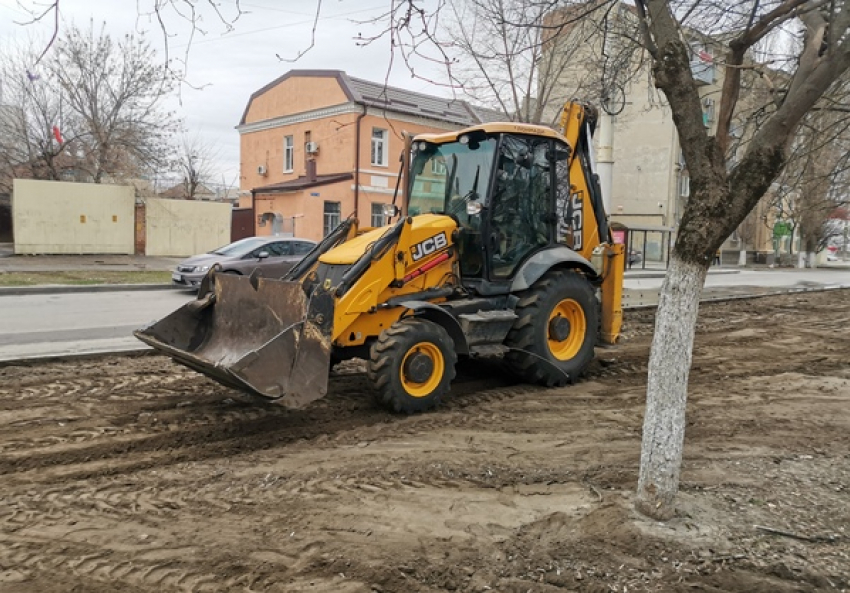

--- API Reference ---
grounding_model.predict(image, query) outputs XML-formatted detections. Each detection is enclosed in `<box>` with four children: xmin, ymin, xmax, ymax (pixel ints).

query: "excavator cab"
<box><xmin>407</xmin><ymin>124</ymin><xmax>592</xmax><ymax>293</ymax></box>
<box><xmin>136</xmin><ymin>102</ymin><xmax>624</xmax><ymax>414</ymax></box>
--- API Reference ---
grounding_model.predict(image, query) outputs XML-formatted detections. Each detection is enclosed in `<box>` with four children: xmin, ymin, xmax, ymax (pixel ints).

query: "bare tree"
<box><xmin>48</xmin><ymin>22</ymin><xmax>178</xmax><ymax>183</ymax></box>
<box><xmin>445</xmin><ymin>0</ymin><xmax>645</xmax><ymax>124</ymax></box>
<box><xmin>1</xmin><ymin>23</ymin><xmax>179</xmax><ymax>187</ymax></box>
<box><xmin>733</xmin><ymin>207</ymin><xmax>760</xmax><ymax>266</ymax></box>
<box><xmin>0</xmin><ymin>43</ymin><xmax>71</xmax><ymax>192</ymax></box>
<box><xmin>174</xmin><ymin>134</ymin><xmax>219</xmax><ymax>200</ymax></box>
<box><xmin>632</xmin><ymin>0</ymin><xmax>850</xmax><ymax>519</ymax></box>
<box><xmin>446</xmin><ymin>0</ymin><xmax>568</xmax><ymax>123</ymax></box>
<box><xmin>772</xmin><ymin>99</ymin><xmax>850</xmax><ymax>266</ymax></box>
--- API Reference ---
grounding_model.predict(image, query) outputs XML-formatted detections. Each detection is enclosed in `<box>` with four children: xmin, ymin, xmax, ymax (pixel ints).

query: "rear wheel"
<box><xmin>504</xmin><ymin>270</ymin><xmax>597</xmax><ymax>386</ymax></box>
<box><xmin>367</xmin><ymin>318</ymin><xmax>457</xmax><ymax>413</ymax></box>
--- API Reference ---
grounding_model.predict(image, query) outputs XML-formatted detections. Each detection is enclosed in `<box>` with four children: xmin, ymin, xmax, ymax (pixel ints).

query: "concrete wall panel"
<box><xmin>13</xmin><ymin>179</ymin><xmax>134</xmax><ymax>254</ymax></box>
<box><xmin>145</xmin><ymin>198</ymin><xmax>231</xmax><ymax>256</ymax></box>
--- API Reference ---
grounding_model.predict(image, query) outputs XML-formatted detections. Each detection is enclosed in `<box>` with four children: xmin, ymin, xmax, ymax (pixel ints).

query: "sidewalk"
<box><xmin>0</xmin><ymin>243</ymin><xmax>181</xmax><ymax>272</ymax></box>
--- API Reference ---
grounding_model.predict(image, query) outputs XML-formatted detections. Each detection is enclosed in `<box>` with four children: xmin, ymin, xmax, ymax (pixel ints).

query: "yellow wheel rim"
<box><xmin>547</xmin><ymin>298</ymin><xmax>586</xmax><ymax>360</ymax></box>
<box><xmin>399</xmin><ymin>342</ymin><xmax>444</xmax><ymax>398</ymax></box>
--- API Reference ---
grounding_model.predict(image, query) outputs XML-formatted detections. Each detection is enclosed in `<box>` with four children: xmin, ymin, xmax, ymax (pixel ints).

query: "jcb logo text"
<box><xmin>411</xmin><ymin>232</ymin><xmax>448</xmax><ymax>262</ymax></box>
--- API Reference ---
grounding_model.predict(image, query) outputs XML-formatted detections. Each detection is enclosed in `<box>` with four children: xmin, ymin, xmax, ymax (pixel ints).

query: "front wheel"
<box><xmin>504</xmin><ymin>270</ymin><xmax>598</xmax><ymax>386</ymax></box>
<box><xmin>367</xmin><ymin>318</ymin><xmax>457</xmax><ymax>413</ymax></box>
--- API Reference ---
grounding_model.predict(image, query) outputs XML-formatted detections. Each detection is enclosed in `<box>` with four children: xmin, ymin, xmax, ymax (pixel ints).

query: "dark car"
<box><xmin>172</xmin><ymin>236</ymin><xmax>316</xmax><ymax>289</ymax></box>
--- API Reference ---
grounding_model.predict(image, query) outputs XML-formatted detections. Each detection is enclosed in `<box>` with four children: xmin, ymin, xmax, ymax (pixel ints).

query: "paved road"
<box><xmin>0</xmin><ymin>289</ymin><xmax>195</xmax><ymax>362</ymax></box>
<box><xmin>1</xmin><ymin>267</ymin><xmax>848</xmax><ymax>363</ymax></box>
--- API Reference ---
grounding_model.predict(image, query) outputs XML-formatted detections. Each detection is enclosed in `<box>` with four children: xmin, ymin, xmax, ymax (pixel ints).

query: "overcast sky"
<box><xmin>0</xmin><ymin>1</ymin><xmax>452</xmax><ymax>187</ymax></box>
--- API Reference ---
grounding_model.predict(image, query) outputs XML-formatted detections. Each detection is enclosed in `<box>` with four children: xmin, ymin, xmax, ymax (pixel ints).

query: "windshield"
<box><xmin>210</xmin><ymin>237</ymin><xmax>268</xmax><ymax>257</ymax></box>
<box><xmin>408</xmin><ymin>136</ymin><xmax>497</xmax><ymax>219</ymax></box>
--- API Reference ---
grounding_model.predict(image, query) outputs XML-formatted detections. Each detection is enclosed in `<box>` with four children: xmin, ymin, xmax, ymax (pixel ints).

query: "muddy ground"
<box><xmin>0</xmin><ymin>290</ymin><xmax>848</xmax><ymax>592</ymax></box>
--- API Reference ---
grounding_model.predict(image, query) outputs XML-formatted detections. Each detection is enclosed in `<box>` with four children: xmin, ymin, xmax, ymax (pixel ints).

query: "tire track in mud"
<box><xmin>0</xmin><ymin>291</ymin><xmax>847</xmax><ymax>593</ymax></box>
<box><xmin>0</xmin><ymin>535</ymin><xmax>305</xmax><ymax>593</ymax></box>
<box><xmin>4</xmin><ymin>293</ymin><xmax>833</xmax><ymax>486</ymax></box>
<box><xmin>0</xmin><ymin>295</ymin><xmax>843</xmax><ymax>486</ymax></box>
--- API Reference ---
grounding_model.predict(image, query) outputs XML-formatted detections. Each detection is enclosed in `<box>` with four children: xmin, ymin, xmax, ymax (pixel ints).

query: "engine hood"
<box><xmin>319</xmin><ymin>214</ymin><xmax>455</xmax><ymax>266</ymax></box>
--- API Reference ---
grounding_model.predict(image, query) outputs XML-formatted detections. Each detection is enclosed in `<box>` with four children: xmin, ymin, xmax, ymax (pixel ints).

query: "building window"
<box><xmin>678</xmin><ymin>171</ymin><xmax>690</xmax><ymax>198</ymax></box>
<box><xmin>371</xmin><ymin>128</ymin><xmax>388</xmax><ymax>167</ymax></box>
<box><xmin>371</xmin><ymin>202</ymin><xmax>387</xmax><ymax>227</ymax></box>
<box><xmin>323</xmin><ymin>201</ymin><xmax>341</xmax><ymax>236</ymax></box>
<box><xmin>702</xmin><ymin>98</ymin><xmax>715</xmax><ymax>126</ymax></box>
<box><xmin>283</xmin><ymin>135</ymin><xmax>294</xmax><ymax>172</ymax></box>
<box><xmin>430</xmin><ymin>158</ymin><xmax>446</xmax><ymax>176</ymax></box>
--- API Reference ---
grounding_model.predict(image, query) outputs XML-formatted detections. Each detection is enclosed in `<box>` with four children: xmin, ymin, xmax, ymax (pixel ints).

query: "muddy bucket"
<box><xmin>134</xmin><ymin>274</ymin><xmax>331</xmax><ymax>408</ymax></box>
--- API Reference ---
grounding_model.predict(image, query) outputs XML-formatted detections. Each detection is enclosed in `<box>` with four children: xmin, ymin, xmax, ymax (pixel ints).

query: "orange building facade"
<box><xmin>237</xmin><ymin>70</ymin><xmax>498</xmax><ymax>241</ymax></box>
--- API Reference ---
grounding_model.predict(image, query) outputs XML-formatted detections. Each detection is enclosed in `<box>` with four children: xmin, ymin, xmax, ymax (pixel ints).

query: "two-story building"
<box><xmin>236</xmin><ymin>70</ymin><xmax>500</xmax><ymax>241</ymax></box>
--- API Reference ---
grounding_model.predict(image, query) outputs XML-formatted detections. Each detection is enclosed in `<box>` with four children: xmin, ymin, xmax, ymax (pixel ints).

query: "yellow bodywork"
<box><xmin>319</xmin><ymin>102</ymin><xmax>624</xmax><ymax>348</ymax></box>
<box><xmin>319</xmin><ymin>214</ymin><xmax>459</xmax><ymax>347</ymax></box>
<box><xmin>415</xmin><ymin>121</ymin><xmax>567</xmax><ymax>145</ymax></box>
<box><xmin>560</xmin><ymin>103</ymin><xmax>623</xmax><ymax>344</ymax></box>
<box><xmin>599</xmin><ymin>243</ymin><xmax>624</xmax><ymax>344</ymax></box>
<box><xmin>559</xmin><ymin>103</ymin><xmax>603</xmax><ymax>262</ymax></box>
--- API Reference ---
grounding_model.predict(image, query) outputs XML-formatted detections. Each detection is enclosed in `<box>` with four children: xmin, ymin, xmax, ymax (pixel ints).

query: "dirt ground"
<box><xmin>0</xmin><ymin>290</ymin><xmax>848</xmax><ymax>593</ymax></box>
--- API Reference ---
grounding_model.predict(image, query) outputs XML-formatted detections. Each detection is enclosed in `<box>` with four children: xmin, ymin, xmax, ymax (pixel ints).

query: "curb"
<box><xmin>622</xmin><ymin>283</ymin><xmax>850</xmax><ymax>309</ymax></box>
<box><xmin>0</xmin><ymin>283</ymin><xmax>183</xmax><ymax>296</ymax></box>
<box><xmin>625</xmin><ymin>268</ymin><xmax>740</xmax><ymax>279</ymax></box>
<box><xmin>0</xmin><ymin>347</ymin><xmax>154</xmax><ymax>368</ymax></box>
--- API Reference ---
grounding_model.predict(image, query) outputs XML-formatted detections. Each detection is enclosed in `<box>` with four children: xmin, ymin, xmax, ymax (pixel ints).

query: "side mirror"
<box><xmin>382</xmin><ymin>203</ymin><xmax>401</xmax><ymax>218</ymax></box>
<box><xmin>257</xmin><ymin>250</ymin><xmax>270</xmax><ymax>260</ymax></box>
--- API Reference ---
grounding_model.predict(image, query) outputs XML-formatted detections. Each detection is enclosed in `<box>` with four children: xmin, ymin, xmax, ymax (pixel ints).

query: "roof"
<box><xmin>415</xmin><ymin>122</ymin><xmax>568</xmax><ymax>145</ymax></box>
<box><xmin>344</xmin><ymin>74</ymin><xmax>479</xmax><ymax>126</ymax></box>
<box><xmin>253</xmin><ymin>172</ymin><xmax>353</xmax><ymax>194</ymax></box>
<box><xmin>239</xmin><ymin>69</ymin><xmax>506</xmax><ymax>127</ymax></box>
<box><xmin>158</xmin><ymin>182</ymin><xmax>216</xmax><ymax>200</ymax></box>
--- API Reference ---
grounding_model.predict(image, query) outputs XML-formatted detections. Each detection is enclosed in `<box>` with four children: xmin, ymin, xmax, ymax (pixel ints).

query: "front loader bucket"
<box><xmin>134</xmin><ymin>274</ymin><xmax>331</xmax><ymax>408</ymax></box>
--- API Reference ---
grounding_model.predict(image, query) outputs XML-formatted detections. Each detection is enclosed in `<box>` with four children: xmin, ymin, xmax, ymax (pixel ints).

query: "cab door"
<box><xmin>487</xmin><ymin>136</ymin><xmax>554</xmax><ymax>279</ymax></box>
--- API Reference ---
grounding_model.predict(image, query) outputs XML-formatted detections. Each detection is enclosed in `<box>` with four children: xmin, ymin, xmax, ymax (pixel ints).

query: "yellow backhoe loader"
<box><xmin>135</xmin><ymin>102</ymin><xmax>624</xmax><ymax>413</ymax></box>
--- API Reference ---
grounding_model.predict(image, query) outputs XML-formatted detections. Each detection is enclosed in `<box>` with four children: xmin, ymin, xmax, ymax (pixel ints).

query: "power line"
<box><xmin>170</xmin><ymin>3</ymin><xmax>388</xmax><ymax>49</ymax></box>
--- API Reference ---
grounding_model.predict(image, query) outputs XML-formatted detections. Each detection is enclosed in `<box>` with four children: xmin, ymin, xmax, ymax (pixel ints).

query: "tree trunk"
<box><xmin>636</xmin><ymin>253</ymin><xmax>707</xmax><ymax>520</ymax></box>
<box><xmin>807</xmin><ymin>251</ymin><xmax>817</xmax><ymax>268</ymax></box>
<box><xmin>738</xmin><ymin>249</ymin><xmax>747</xmax><ymax>267</ymax></box>
<box><xmin>797</xmin><ymin>251</ymin><xmax>806</xmax><ymax>268</ymax></box>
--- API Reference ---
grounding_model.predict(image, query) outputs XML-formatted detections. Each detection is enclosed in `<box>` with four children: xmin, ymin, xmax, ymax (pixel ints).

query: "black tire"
<box><xmin>504</xmin><ymin>269</ymin><xmax>597</xmax><ymax>387</ymax></box>
<box><xmin>367</xmin><ymin>318</ymin><xmax>458</xmax><ymax>413</ymax></box>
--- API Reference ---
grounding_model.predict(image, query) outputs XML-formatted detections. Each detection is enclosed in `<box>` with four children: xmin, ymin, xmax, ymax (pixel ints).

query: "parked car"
<box><xmin>172</xmin><ymin>236</ymin><xmax>316</xmax><ymax>290</ymax></box>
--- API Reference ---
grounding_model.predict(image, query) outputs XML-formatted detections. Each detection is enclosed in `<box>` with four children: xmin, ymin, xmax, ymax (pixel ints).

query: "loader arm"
<box><xmin>135</xmin><ymin>213</ymin><xmax>461</xmax><ymax>407</ymax></box>
<box><xmin>559</xmin><ymin>102</ymin><xmax>623</xmax><ymax>345</ymax></box>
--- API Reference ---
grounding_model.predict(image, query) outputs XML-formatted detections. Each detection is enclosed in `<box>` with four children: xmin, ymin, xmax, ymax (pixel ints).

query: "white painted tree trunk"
<box><xmin>636</xmin><ymin>254</ymin><xmax>708</xmax><ymax>520</ymax></box>
<box><xmin>807</xmin><ymin>251</ymin><xmax>817</xmax><ymax>268</ymax></box>
<box><xmin>797</xmin><ymin>251</ymin><xmax>807</xmax><ymax>268</ymax></box>
<box><xmin>737</xmin><ymin>249</ymin><xmax>747</xmax><ymax>266</ymax></box>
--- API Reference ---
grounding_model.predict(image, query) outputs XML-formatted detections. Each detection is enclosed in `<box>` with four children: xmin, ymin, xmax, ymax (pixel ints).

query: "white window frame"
<box><xmin>283</xmin><ymin>135</ymin><xmax>294</xmax><ymax>173</ymax></box>
<box><xmin>323</xmin><ymin>201</ymin><xmax>341</xmax><ymax>236</ymax></box>
<box><xmin>678</xmin><ymin>171</ymin><xmax>690</xmax><ymax>198</ymax></box>
<box><xmin>371</xmin><ymin>128</ymin><xmax>388</xmax><ymax>167</ymax></box>
<box><xmin>371</xmin><ymin>202</ymin><xmax>387</xmax><ymax>227</ymax></box>
<box><xmin>431</xmin><ymin>158</ymin><xmax>447</xmax><ymax>176</ymax></box>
